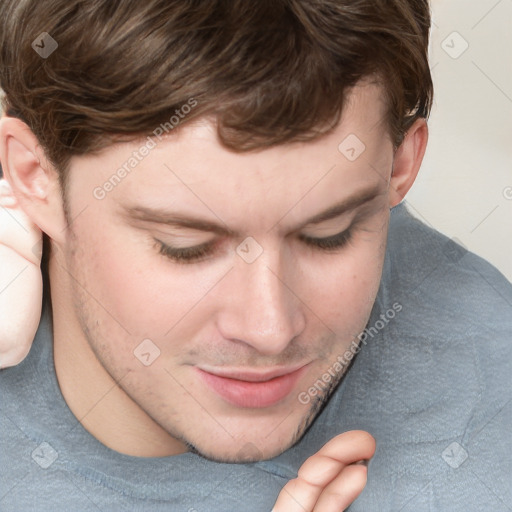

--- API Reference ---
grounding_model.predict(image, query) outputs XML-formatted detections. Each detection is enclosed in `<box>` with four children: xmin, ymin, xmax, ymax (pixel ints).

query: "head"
<box><xmin>0</xmin><ymin>0</ymin><xmax>432</xmax><ymax>462</ymax></box>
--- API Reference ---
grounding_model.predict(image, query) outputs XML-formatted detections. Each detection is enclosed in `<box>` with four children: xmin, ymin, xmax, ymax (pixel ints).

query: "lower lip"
<box><xmin>196</xmin><ymin>366</ymin><xmax>309</xmax><ymax>408</ymax></box>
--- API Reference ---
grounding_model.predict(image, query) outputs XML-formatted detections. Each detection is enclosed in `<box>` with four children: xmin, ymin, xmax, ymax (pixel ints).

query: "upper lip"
<box><xmin>198</xmin><ymin>363</ymin><xmax>309</xmax><ymax>382</ymax></box>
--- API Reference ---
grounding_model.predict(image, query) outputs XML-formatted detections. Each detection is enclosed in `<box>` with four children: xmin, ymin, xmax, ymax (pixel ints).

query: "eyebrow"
<box><xmin>120</xmin><ymin>184</ymin><xmax>383</xmax><ymax>237</ymax></box>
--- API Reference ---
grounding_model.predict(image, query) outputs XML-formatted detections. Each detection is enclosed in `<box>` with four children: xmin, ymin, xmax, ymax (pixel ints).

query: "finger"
<box><xmin>0</xmin><ymin>179</ymin><xmax>17</xmax><ymax>207</ymax></box>
<box><xmin>301</xmin><ymin>430</ymin><xmax>376</xmax><ymax>473</ymax></box>
<box><xmin>271</xmin><ymin>474</ymin><xmax>322</xmax><ymax>512</ymax></box>
<box><xmin>0</xmin><ymin>178</ymin><xmax>12</xmax><ymax>195</ymax></box>
<box><xmin>272</xmin><ymin>453</ymin><xmax>348</xmax><ymax>511</ymax></box>
<box><xmin>0</xmin><ymin>196</ymin><xmax>18</xmax><ymax>208</ymax></box>
<box><xmin>0</xmin><ymin>245</ymin><xmax>43</xmax><ymax>368</ymax></box>
<box><xmin>271</xmin><ymin>459</ymin><xmax>369</xmax><ymax>512</ymax></box>
<box><xmin>292</xmin><ymin>431</ymin><xmax>373</xmax><ymax>509</ymax></box>
<box><xmin>272</xmin><ymin>431</ymin><xmax>375</xmax><ymax>512</ymax></box>
<box><xmin>0</xmin><ymin>206</ymin><xmax>43</xmax><ymax>265</ymax></box>
<box><xmin>312</xmin><ymin>462</ymin><xmax>368</xmax><ymax>512</ymax></box>
<box><xmin>297</xmin><ymin>453</ymin><xmax>349</xmax><ymax>487</ymax></box>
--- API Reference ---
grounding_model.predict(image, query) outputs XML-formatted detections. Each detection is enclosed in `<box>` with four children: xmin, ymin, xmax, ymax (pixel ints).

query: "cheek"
<box><xmin>69</xmin><ymin>218</ymin><xmax>224</xmax><ymax>339</ymax></box>
<box><xmin>89</xmin><ymin>237</ymin><xmax>155</xmax><ymax>312</ymax></box>
<box><xmin>301</xmin><ymin>226</ymin><xmax>387</xmax><ymax>336</ymax></box>
<box><xmin>67</xmin><ymin>217</ymin><xmax>167</xmax><ymax>328</ymax></box>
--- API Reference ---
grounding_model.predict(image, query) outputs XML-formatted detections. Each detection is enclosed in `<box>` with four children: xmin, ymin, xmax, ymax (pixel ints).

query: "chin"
<box><xmin>186</xmin><ymin>414</ymin><xmax>314</xmax><ymax>463</ymax></box>
<box><xmin>193</xmin><ymin>442</ymin><xmax>287</xmax><ymax>464</ymax></box>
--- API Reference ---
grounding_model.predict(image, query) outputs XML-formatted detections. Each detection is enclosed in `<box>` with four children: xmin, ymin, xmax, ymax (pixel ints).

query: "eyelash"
<box><xmin>300</xmin><ymin>229</ymin><xmax>354</xmax><ymax>251</ymax></box>
<box><xmin>155</xmin><ymin>240</ymin><xmax>214</xmax><ymax>264</ymax></box>
<box><xmin>154</xmin><ymin>228</ymin><xmax>354</xmax><ymax>264</ymax></box>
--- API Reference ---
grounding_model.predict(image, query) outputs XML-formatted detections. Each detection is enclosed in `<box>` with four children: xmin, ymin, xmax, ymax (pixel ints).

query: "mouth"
<box><xmin>196</xmin><ymin>363</ymin><xmax>310</xmax><ymax>408</ymax></box>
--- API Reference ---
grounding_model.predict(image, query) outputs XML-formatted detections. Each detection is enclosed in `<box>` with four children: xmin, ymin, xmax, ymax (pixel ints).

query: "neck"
<box><xmin>48</xmin><ymin>249</ymin><xmax>188</xmax><ymax>458</ymax></box>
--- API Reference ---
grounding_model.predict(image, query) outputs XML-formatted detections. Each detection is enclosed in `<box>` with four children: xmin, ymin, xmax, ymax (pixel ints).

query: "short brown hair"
<box><xmin>1</xmin><ymin>0</ymin><xmax>433</xmax><ymax>172</ymax></box>
<box><xmin>0</xmin><ymin>0</ymin><xmax>433</xmax><ymax>313</ymax></box>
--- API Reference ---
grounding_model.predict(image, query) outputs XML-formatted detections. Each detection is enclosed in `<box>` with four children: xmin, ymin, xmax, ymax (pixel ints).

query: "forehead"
<box><xmin>148</xmin><ymin>80</ymin><xmax>390</xmax><ymax>164</ymax></box>
<box><xmin>67</xmin><ymin>82</ymin><xmax>392</xmax><ymax>227</ymax></box>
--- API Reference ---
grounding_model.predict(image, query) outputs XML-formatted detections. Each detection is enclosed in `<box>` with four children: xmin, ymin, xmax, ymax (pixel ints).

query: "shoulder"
<box><xmin>386</xmin><ymin>201</ymin><xmax>512</xmax><ymax>330</ymax></box>
<box><xmin>335</xmin><ymin>203</ymin><xmax>512</xmax><ymax>510</ymax></box>
<box><xmin>382</xmin><ymin>202</ymin><xmax>512</xmax><ymax>410</ymax></box>
<box><xmin>0</xmin><ymin>308</ymin><xmax>55</xmax><ymax>468</ymax></box>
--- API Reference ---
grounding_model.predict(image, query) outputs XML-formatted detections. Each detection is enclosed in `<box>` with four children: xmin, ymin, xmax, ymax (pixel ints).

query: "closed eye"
<box><xmin>154</xmin><ymin>227</ymin><xmax>354</xmax><ymax>264</ymax></box>
<box><xmin>299</xmin><ymin>228</ymin><xmax>353</xmax><ymax>251</ymax></box>
<box><xmin>154</xmin><ymin>239</ymin><xmax>213</xmax><ymax>263</ymax></box>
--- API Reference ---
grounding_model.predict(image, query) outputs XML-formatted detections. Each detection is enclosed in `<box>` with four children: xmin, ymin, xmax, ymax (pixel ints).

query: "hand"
<box><xmin>0</xmin><ymin>178</ymin><xmax>43</xmax><ymax>264</ymax></box>
<box><xmin>0</xmin><ymin>178</ymin><xmax>43</xmax><ymax>368</ymax></box>
<box><xmin>271</xmin><ymin>430</ymin><xmax>376</xmax><ymax>512</ymax></box>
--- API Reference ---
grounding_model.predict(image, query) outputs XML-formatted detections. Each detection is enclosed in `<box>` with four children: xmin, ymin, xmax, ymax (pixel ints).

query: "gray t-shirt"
<box><xmin>1</xmin><ymin>201</ymin><xmax>511</xmax><ymax>511</ymax></box>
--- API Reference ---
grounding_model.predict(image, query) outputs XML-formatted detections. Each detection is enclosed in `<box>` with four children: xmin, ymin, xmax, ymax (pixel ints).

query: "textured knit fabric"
<box><xmin>1</xmin><ymin>201</ymin><xmax>511</xmax><ymax>511</ymax></box>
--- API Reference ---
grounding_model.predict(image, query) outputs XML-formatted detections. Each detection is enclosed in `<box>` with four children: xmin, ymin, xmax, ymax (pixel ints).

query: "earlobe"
<box><xmin>0</xmin><ymin>116</ymin><xmax>68</xmax><ymax>244</ymax></box>
<box><xmin>388</xmin><ymin>118</ymin><xmax>429</xmax><ymax>208</ymax></box>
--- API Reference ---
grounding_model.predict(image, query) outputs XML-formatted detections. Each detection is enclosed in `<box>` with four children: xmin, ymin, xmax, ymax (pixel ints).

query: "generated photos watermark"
<box><xmin>93</xmin><ymin>98</ymin><xmax>198</xmax><ymax>200</ymax></box>
<box><xmin>298</xmin><ymin>302</ymin><xmax>402</xmax><ymax>404</ymax></box>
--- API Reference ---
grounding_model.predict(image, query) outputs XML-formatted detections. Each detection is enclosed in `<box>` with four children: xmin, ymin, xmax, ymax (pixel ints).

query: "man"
<box><xmin>0</xmin><ymin>1</ymin><xmax>510</xmax><ymax>510</ymax></box>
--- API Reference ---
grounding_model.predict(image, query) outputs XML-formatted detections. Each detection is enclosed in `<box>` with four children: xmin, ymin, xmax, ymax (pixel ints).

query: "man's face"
<box><xmin>58</xmin><ymin>82</ymin><xmax>394</xmax><ymax>462</ymax></box>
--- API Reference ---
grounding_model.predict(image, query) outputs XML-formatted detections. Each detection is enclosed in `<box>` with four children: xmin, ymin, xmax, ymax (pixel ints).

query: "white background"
<box><xmin>407</xmin><ymin>0</ymin><xmax>512</xmax><ymax>281</ymax></box>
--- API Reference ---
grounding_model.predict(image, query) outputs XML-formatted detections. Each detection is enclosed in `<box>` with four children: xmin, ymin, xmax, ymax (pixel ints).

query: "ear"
<box><xmin>0</xmin><ymin>116</ymin><xmax>68</xmax><ymax>245</ymax></box>
<box><xmin>388</xmin><ymin>118</ymin><xmax>428</xmax><ymax>208</ymax></box>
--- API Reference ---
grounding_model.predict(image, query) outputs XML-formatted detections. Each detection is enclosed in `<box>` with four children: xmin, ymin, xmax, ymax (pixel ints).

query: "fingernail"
<box><xmin>0</xmin><ymin>180</ymin><xmax>11</xmax><ymax>196</ymax></box>
<box><xmin>0</xmin><ymin>196</ymin><xmax>17</xmax><ymax>208</ymax></box>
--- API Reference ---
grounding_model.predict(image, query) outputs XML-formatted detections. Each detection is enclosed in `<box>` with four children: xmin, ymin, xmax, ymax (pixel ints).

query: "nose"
<box><xmin>216</xmin><ymin>244</ymin><xmax>306</xmax><ymax>356</ymax></box>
